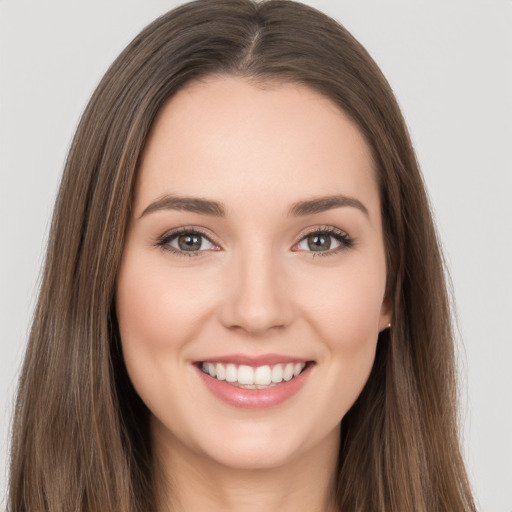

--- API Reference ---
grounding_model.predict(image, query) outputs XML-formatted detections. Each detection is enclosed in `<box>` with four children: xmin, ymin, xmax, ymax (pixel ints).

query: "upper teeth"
<box><xmin>201</xmin><ymin>362</ymin><xmax>306</xmax><ymax>388</ymax></box>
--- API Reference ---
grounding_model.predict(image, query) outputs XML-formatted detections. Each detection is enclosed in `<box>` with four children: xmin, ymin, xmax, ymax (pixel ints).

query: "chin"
<box><xmin>186</xmin><ymin>418</ymin><xmax>340</xmax><ymax>472</ymax></box>
<box><xmin>199</xmin><ymin>438</ymin><xmax>305</xmax><ymax>471</ymax></box>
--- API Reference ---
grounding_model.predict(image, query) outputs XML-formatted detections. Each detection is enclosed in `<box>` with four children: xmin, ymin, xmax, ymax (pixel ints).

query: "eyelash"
<box><xmin>154</xmin><ymin>225</ymin><xmax>354</xmax><ymax>258</ymax></box>
<box><xmin>295</xmin><ymin>226</ymin><xmax>354</xmax><ymax>258</ymax></box>
<box><xmin>155</xmin><ymin>227</ymin><xmax>215</xmax><ymax>258</ymax></box>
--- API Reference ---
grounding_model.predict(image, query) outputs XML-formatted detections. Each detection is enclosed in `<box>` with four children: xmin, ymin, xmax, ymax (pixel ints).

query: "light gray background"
<box><xmin>1</xmin><ymin>1</ymin><xmax>511</xmax><ymax>510</ymax></box>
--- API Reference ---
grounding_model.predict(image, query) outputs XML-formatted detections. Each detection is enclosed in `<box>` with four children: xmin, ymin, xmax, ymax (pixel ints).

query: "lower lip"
<box><xmin>195</xmin><ymin>364</ymin><xmax>313</xmax><ymax>409</ymax></box>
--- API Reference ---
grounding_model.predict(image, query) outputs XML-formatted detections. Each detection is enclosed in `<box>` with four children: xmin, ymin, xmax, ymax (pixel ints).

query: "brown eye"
<box><xmin>305</xmin><ymin>233</ymin><xmax>332</xmax><ymax>251</ymax></box>
<box><xmin>294</xmin><ymin>228</ymin><xmax>353</xmax><ymax>255</ymax></box>
<box><xmin>167</xmin><ymin>231</ymin><xmax>215</xmax><ymax>252</ymax></box>
<box><xmin>297</xmin><ymin>232</ymin><xmax>343</xmax><ymax>252</ymax></box>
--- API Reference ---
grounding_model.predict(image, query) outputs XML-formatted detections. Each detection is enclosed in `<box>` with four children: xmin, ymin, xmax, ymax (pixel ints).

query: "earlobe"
<box><xmin>379</xmin><ymin>322</ymin><xmax>392</xmax><ymax>333</ymax></box>
<box><xmin>378</xmin><ymin>299</ymin><xmax>393</xmax><ymax>332</ymax></box>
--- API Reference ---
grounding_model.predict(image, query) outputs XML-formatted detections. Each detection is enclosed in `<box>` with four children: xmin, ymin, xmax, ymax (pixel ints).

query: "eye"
<box><xmin>295</xmin><ymin>228</ymin><xmax>352</xmax><ymax>255</ymax></box>
<box><xmin>156</xmin><ymin>229</ymin><xmax>217</xmax><ymax>256</ymax></box>
<box><xmin>170</xmin><ymin>232</ymin><xmax>214</xmax><ymax>252</ymax></box>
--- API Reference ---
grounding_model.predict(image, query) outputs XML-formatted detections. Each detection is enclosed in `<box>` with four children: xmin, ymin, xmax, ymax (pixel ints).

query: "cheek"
<box><xmin>310</xmin><ymin>272</ymin><xmax>383</xmax><ymax>425</ymax></box>
<box><xmin>116</xmin><ymin>264</ymin><xmax>177</xmax><ymax>354</ymax></box>
<box><xmin>298</xmin><ymin>261</ymin><xmax>387</xmax><ymax>347</ymax></box>
<box><xmin>115</xmin><ymin>254</ymin><xmax>217</xmax><ymax>407</ymax></box>
<box><xmin>292</xmin><ymin>257</ymin><xmax>386</xmax><ymax>420</ymax></box>
<box><xmin>116</xmin><ymin>255</ymin><xmax>216</xmax><ymax>349</ymax></box>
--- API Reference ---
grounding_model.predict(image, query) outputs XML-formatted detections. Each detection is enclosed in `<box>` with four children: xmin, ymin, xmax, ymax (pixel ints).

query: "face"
<box><xmin>116</xmin><ymin>76</ymin><xmax>391</xmax><ymax>471</ymax></box>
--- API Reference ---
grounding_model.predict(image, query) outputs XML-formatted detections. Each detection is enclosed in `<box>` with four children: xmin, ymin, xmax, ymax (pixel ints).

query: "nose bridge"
<box><xmin>220</xmin><ymin>238</ymin><xmax>292</xmax><ymax>334</ymax></box>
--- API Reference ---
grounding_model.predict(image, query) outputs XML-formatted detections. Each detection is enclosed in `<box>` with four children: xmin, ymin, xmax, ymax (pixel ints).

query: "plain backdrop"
<box><xmin>1</xmin><ymin>0</ymin><xmax>511</xmax><ymax>510</ymax></box>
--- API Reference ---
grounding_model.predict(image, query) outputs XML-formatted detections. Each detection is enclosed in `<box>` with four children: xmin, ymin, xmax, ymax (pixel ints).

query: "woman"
<box><xmin>8</xmin><ymin>0</ymin><xmax>477</xmax><ymax>510</ymax></box>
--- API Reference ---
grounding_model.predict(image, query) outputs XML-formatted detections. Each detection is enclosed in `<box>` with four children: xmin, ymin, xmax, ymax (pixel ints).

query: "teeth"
<box><xmin>225</xmin><ymin>364</ymin><xmax>237</xmax><ymax>383</ymax></box>
<box><xmin>215</xmin><ymin>363</ymin><xmax>226</xmax><ymax>381</ymax></box>
<box><xmin>238</xmin><ymin>365</ymin><xmax>254</xmax><ymax>385</ymax></box>
<box><xmin>201</xmin><ymin>361</ymin><xmax>307</xmax><ymax>387</ymax></box>
<box><xmin>283</xmin><ymin>363</ymin><xmax>294</xmax><ymax>381</ymax></box>
<box><xmin>271</xmin><ymin>364</ymin><xmax>283</xmax><ymax>383</ymax></box>
<box><xmin>254</xmin><ymin>365</ymin><xmax>272</xmax><ymax>385</ymax></box>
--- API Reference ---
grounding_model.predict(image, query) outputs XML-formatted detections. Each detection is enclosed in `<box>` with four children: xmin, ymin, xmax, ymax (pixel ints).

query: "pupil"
<box><xmin>308</xmin><ymin>233</ymin><xmax>330</xmax><ymax>251</ymax></box>
<box><xmin>178</xmin><ymin>234</ymin><xmax>201</xmax><ymax>251</ymax></box>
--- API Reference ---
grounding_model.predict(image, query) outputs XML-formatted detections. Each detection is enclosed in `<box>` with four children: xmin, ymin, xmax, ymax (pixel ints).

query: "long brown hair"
<box><xmin>8</xmin><ymin>1</ymin><xmax>476</xmax><ymax>510</ymax></box>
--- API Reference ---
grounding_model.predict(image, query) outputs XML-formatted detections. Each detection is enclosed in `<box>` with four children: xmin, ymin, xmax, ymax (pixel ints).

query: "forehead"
<box><xmin>135</xmin><ymin>76</ymin><xmax>379</xmax><ymax>219</ymax></box>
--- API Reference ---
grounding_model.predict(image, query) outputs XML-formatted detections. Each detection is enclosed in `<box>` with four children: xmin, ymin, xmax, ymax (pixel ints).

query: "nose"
<box><xmin>218</xmin><ymin>245</ymin><xmax>294</xmax><ymax>336</ymax></box>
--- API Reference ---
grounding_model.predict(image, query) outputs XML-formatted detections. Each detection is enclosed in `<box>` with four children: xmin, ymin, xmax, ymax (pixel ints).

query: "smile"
<box><xmin>195</xmin><ymin>357</ymin><xmax>314</xmax><ymax>409</ymax></box>
<box><xmin>200</xmin><ymin>361</ymin><xmax>307</xmax><ymax>388</ymax></box>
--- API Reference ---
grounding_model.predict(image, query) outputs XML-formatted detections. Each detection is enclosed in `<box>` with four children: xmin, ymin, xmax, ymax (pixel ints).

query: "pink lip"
<box><xmin>194</xmin><ymin>361</ymin><xmax>313</xmax><ymax>410</ymax></box>
<box><xmin>196</xmin><ymin>353</ymin><xmax>310</xmax><ymax>366</ymax></box>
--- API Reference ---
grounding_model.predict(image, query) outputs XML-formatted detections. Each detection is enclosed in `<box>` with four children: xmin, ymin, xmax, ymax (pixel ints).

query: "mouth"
<box><xmin>198</xmin><ymin>361</ymin><xmax>310</xmax><ymax>389</ymax></box>
<box><xmin>194</xmin><ymin>357</ymin><xmax>314</xmax><ymax>409</ymax></box>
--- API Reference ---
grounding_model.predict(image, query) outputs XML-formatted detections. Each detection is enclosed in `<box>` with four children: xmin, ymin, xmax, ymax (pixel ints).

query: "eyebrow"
<box><xmin>288</xmin><ymin>195</ymin><xmax>368</xmax><ymax>217</ymax></box>
<box><xmin>140</xmin><ymin>195</ymin><xmax>226</xmax><ymax>218</ymax></box>
<box><xmin>139</xmin><ymin>194</ymin><xmax>368</xmax><ymax>219</ymax></box>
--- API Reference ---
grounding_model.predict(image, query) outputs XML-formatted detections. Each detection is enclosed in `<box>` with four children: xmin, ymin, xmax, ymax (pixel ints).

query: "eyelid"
<box><xmin>292</xmin><ymin>225</ymin><xmax>353</xmax><ymax>256</ymax></box>
<box><xmin>155</xmin><ymin>226</ymin><xmax>221</xmax><ymax>257</ymax></box>
<box><xmin>293</xmin><ymin>225</ymin><xmax>350</xmax><ymax>244</ymax></box>
<box><xmin>155</xmin><ymin>224</ymin><xmax>353</xmax><ymax>258</ymax></box>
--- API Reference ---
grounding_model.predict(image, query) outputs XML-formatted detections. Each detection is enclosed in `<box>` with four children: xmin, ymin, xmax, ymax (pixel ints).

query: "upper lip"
<box><xmin>194</xmin><ymin>353</ymin><xmax>312</xmax><ymax>366</ymax></box>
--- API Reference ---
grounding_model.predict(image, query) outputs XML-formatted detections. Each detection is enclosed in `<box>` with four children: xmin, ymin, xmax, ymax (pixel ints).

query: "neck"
<box><xmin>153</xmin><ymin>426</ymin><xmax>340</xmax><ymax>512</ymax></box>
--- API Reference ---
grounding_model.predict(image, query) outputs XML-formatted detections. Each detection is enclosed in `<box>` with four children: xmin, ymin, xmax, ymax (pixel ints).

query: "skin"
<box><xmin>116</xmin><ymin>76</ymin><xmax>391</xmax><ymax>512</ymax></box>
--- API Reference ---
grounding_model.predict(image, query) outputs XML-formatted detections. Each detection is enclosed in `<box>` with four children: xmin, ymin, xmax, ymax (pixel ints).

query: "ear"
<box><xmin>378</xmin><ymin>296</ymin><xmax>393</xmax><ymax>332</ymax></box>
